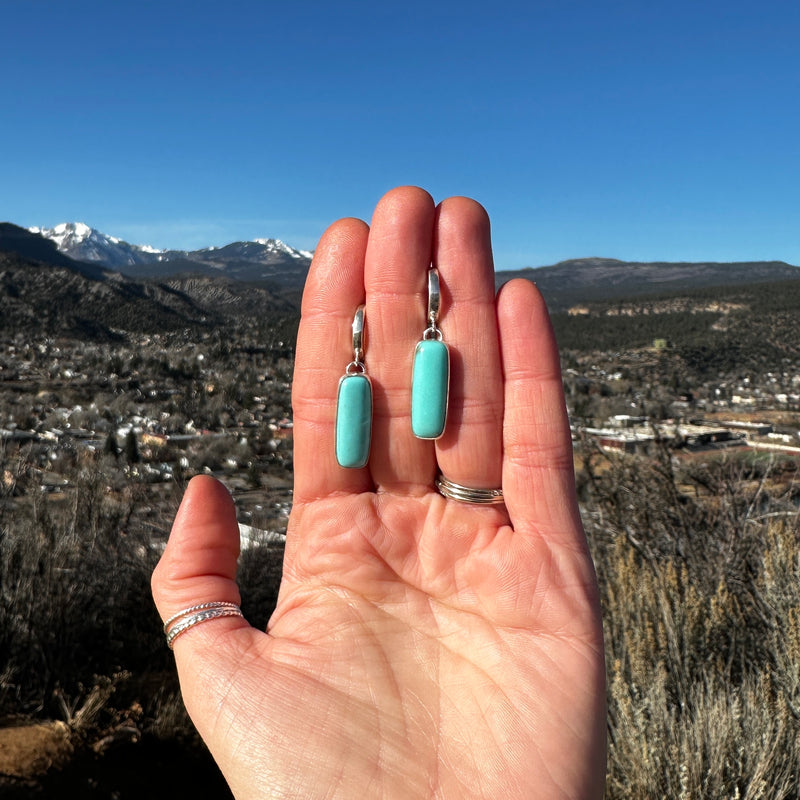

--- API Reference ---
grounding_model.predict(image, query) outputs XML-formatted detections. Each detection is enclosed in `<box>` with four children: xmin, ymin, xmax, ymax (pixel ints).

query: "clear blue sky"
<box><xmin>2</xmin><ymin>0</ymin><xmax>799</xmax><ymax>269</ymax></box>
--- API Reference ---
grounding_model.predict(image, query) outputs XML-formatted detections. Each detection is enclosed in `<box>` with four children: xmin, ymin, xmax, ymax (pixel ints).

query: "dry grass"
<box><xmin>0</xmin><ymin>451</ymin><xmax>281</xmax><ymax>794</ymax></box>
<box><xmin>4</xmin><ymin>437</ymin><xmax>800</xmax><ymax>795</ymax></box>
<box><xmin>583</xmin><ymin>443</ymin><xmax>800</xmax><ymax>798</ymax></box>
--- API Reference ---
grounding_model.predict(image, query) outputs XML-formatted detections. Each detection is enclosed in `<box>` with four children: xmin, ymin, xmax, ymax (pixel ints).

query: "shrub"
<box><xmin>582</xmin><ymin>442</ymin><xmax>800</xmax><ymax>798</ymax></box>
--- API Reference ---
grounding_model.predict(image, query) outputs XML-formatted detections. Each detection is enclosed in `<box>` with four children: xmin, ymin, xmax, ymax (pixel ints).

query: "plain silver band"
<box><xmin>164</xmin><ymin>602</ymin><xmax>244</xmax><ymax>649</ymax></box>
<box><xmin>435</xmin><ymin>475</ymin><xmax>505</xmax><ymax>505</ymax></box>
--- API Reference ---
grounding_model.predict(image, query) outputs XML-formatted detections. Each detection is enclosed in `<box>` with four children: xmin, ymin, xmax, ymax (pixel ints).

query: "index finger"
<box><xmin>291</xmin><ymin>217</ymin><xmax>372</xmax><ymax>502</ymax></box>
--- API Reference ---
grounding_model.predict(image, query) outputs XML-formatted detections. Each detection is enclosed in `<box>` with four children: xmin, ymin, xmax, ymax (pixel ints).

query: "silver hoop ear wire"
<box><xmin>427</xmin><ymin>267</ymin><xmax>441</xmax><ymax>331</ymax></box>
<box><xmin>351</xmin><ymin>303</ymin><xmax>365</xmax><ymax>368</ymax></box>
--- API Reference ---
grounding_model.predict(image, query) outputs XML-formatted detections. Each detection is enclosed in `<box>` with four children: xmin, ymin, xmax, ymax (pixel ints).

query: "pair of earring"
<box><xmin>335</xmin><ymin>267</ymin><xmax>450</xmax><ymax>468</ymax></box>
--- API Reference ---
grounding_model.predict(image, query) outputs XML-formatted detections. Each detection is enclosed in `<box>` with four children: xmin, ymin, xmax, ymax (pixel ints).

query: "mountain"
<box><xmin>31</xmin><ymin>222</ymin><xmax>313</xmax><ymax>287</ymax></box>
<box><xmin>11</xmin><ymin>221</ymin><xmax>800</xmax><ymax>334</ymax></box>
<box><xmin>496</xmin><ymin>257</ymin><xmax>800</xmax><ymax>312</ymax></box>
<box><xmin>0</xmin><ymin>225</ymin><xmax>293</xmax><ymax>340</ymax></box>
<box><xmin>28</xmin><ymin>222</ymin><xmax>171</xmax><ymax>269</ymax></box>
<box><xmin>0</xmin><ymin>250</ymin><xmax>220</xmax><ymax>340</ymax></box>
<box><xmin>0</xmin><ymin>223</ymin><xmax>107</xmax><ymax>280</ymax></box>
<box><xmin>30</xmin><ymin>224</ymin><xmax>800</xmax><ymax>309</ymax></box>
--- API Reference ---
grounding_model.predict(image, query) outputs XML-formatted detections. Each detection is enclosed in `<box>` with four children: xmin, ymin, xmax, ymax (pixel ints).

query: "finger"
<box><xmin>292</xmin><ymin>217</ymin><xmax>372</xmax><ymax>502</ymax></box>
<box><xmin>497</xmin><ymin>279</ymin><xmax>584</xmax><ymax>539</ymax></box>
<box><xmin>151</xmin><ymin>475</ymin><xmax>250</xmax><ymax>650</ymax></box>
<box><xmin>364</xmin><ymin>186</ymin><xmax>437</xmax><ymax>491</ymax></box>
<box><xmin>433</xmin><ymin>196</ymin><xmax>504</xmax><ymax>489</ymax></box>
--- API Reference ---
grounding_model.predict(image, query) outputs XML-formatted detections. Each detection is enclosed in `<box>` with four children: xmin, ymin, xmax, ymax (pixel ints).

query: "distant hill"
<box><xmin>5</xmin><ymin>221</ymin><xmax>800</xmax><ymax>362</ymax></box>
<box><xmin>496</xmin><ymin>257</ymin><xmax>800</xmax><ymax>312</ymax></box>
<box><xmin>550</xmin><ymin>276</ymin><xmax>800</xmax><ymax>376</ymax></box>
<box><xmin>21</xmin><ymin>222</ymin><xmax>800</xmax><ymax>309</ymax></box>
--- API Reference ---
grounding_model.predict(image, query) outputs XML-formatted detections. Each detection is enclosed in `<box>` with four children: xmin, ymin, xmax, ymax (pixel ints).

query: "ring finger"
<box><xmin>432</xmin><ymin>196</ymin><xmax>504</xmax><ymax>490</ymax></box>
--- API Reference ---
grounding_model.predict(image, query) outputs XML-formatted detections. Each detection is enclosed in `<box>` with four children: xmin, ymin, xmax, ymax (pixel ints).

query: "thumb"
<box><xmin>151</xmin><ymin>475</ymin><xmax>250</xmax><ymax>652</ymax></box>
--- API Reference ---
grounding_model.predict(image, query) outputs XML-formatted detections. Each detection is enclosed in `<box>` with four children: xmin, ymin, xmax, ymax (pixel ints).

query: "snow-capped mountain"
<box><xmin>29</xmin><ymin>222</ymin><xmax>314</xmax><ymax>286</ymax></box>
<box><xmin>29</xmin><ymin>223</ymin><xmax>172</xmax><ymax>268</ymax></box>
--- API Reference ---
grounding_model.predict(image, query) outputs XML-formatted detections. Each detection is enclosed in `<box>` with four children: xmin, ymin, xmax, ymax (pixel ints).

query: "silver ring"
<box><xmin>435</xmin><ymin>475</ymin><xmax>505</xmax><ymax>505</ymax></box>
<box><xmin>163</xmin><ymin>602</ymin><xmax>244</xmax><ymax>649</ymax></box>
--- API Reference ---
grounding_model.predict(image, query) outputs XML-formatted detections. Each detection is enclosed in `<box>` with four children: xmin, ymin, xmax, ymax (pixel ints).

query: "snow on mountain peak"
<box><xmin>31</xmin><ymin>222</ymin><xmax>95</xmax><ymax>249</ymax></box>
<box><xmin>29</xmin><ymin>222</ymin><xmax>313</xmax><ymax>275</ymax></box>
<box><xmin>58</xmin><ymin>222</ymin><xmax>91</xmax><ymax>238</ymax></box>
<box><xmin>252</xmin><ymin>238</ymin><xmax>314</xmax><ymax>259</ymax></box>
<box><xmin>30</xmin><ymin>222</ymin><xmax>167</xmax><ymax>267</ymax></box>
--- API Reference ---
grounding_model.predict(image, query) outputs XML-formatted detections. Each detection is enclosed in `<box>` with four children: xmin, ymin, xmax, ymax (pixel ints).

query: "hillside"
<box><xmin>0</xmin><ymin>225</ymin><xmax>300</xmax><ymax>340</ymax></box>
<box><xmin>0</xmin><ymin>252</ymin><xmax>223</xmax><ymax>340</ymax></box>
<box><xmin>551</xmin><ymin>277</ymin><xmax>800</xmax><ymax>376</ymax></box>
<box><xmin>0</xmin><ymin>223</ymin><xmax>107</xmax><ymax>280</ymax></box>
<box><xmin>497</xmin><ymin>257</ymin><xmax>800</xmax><ymax>313</ymax></box>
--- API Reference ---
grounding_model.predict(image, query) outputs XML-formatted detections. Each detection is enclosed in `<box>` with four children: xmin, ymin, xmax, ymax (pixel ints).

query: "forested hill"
<box><xmin>497</xmin><ymin>257</ymin><xmax>800</xmax><ymax>313</ymax></box>
<box><xmin>551</xmin><ymin>278</ymin><xmax>800</xmax><ymax>376</ymax></box>
<box><xmin>0</xmin><ymin>251</ymin><xmax>221</xmax><ymax>340</ymax></box>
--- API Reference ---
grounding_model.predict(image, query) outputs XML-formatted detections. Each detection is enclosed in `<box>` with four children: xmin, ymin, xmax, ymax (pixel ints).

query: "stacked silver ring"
<box><xmin>435</xmin><ymin>475</ymin><xmax>505</xmax><ymax>505</ymax></box>
<box><xmin>163</xmin><ymin>601</ymin><xmax>244</xmax><ymax>649</ymax></box>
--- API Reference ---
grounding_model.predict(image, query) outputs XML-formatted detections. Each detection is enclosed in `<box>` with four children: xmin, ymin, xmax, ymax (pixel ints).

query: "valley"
<box><xmin>4</xmin><ymin>222</ymin><xmax>800</xmax><ymax>796</ymax></box>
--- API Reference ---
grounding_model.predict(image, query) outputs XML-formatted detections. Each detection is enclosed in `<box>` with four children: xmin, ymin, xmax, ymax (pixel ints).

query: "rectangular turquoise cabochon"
<box><xmin>411</xmin><ymin>338</ymin><xmax>450</xmax><ymax>439</ymax></box>
<box><xmin>335</xmin><ymin>373</ymin><xmax>372</xmax><ymax>468</ymax></box>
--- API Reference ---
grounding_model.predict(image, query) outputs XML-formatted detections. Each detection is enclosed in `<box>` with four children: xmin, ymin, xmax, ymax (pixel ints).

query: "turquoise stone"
<box><xmin>411</xmin><ymin>339</ymin><xmax>450</xmax><ymax>439</ymax></box>
<box><xmin>335</xmin><ymin>374</ymin><xmax>372</xmax><ymax>468</ymax></box>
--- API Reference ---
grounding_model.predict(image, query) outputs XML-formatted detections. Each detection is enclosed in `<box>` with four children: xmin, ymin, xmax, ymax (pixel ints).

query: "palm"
<box><xmin>153</xmin><ymin>189</ymin><xmax>606</xmax><ymax>799</ymax></box>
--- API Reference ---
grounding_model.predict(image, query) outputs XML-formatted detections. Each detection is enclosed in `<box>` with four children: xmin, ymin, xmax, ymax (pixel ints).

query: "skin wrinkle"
<box><xmin>514</xmin><ymin>410</ymin><xmax>568</xmax><ymax>440</ymax></box>
<box><xmin>365</xmin><ymin>286</ymin><xmax>425</xmax><ymax>304</ymax></box>
<box><xmin>505</xmin><ymin>412</ymin><xmax>568</xmax><ymax>440</ymax></box>
<box><xmin>506</xmin><ymin>381</ymin><xmax>566</xmax><ymax>415</ymax></box>
<box><xmin>503</xmin><ymin>440</ymin><xmax>575</xmax><ymax>474</ymax></box>
<box><xmin>292</xmin><ymin>402</ymin><xmax>337</xmax><ymax>426</ymax></box>
<box><xmin>292</xmin><ymin>364</ymin><xmax>337</xmax><ymax>384</ymax></box>
<box><xmin>506</xmin><ymin>403</ymin><xmax>568</xmax><ymax>435</ymax></box>
<box><xmin>420</xmin><ymin>606</ymin><xmax>515</xmax><ymax>796</ymax></box>
<box><xmin>366</xmin><ymin>267</ymin><xmax>431</xmax><ymax>298</ymax></box>
<box><xmin>502</xmin><ymin>357</ymin><xmax>563</xmax><ymax>381</ymax></box>
<box><xmin>250</xmin><ymin>660</ymin><xmax>416</xmax><ymax>800</ymax></box>
<box><xmin>301</xmin><ymin>307</ymin><xmax>366</xmax><ymax>332</ymax></box>
<box><xmin>527</xmin><ymin>643</ymin><xmax>604</xmax><ymax>738</ymax></box>
<box><xmin>439</xmin><ymin>396</ymin><xmax>502</xmax><ymax>424</ymax></box>
<box><xmin>349</xmin><ymin>609</ymin><xmax>407</xmax><ymax>769</ymax></box>
<box><xmin>286</xmin><ymin>547</ymin><xmax>521</xmax><ymax>664</ymax></box>
<box><xmin>162</xmin><ymin>548</ymin><xmax>239</xmax><ymax>586</ymax></box>
<box><xmin>271</xmin><ymin>592</ymin><xmax>461</xmax><ymax>796</ymax></box>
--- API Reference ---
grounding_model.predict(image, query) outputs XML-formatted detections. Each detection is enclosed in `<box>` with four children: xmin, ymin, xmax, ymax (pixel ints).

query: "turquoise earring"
<box><xmin>411</xmin><ymin>267</ymin><xmax>450</xmax><ymax>439</ymax></box>
<box><xmin>335</xmin><ymin>305</ymin><xmax>372</xmax><ymax>468</ymax></box>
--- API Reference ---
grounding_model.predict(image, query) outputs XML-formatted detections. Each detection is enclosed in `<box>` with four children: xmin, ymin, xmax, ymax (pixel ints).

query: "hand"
<box><xmin>151</xmin><ymin>187</ymin><xmax>606</xmax><ymax>799</ymax></box>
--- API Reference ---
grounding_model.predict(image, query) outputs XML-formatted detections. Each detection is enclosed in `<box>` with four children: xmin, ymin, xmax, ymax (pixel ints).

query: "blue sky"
<box><xmin>2</xmin><ymin>0</ymin><xmax>799</xmax><ymax>269</ymax></box>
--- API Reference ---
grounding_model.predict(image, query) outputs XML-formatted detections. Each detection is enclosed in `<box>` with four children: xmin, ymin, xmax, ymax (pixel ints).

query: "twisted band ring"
<box><xmin>163</xmin><ymin>602</ymin><xmax>244</xmax><ymax>649</ymax></box>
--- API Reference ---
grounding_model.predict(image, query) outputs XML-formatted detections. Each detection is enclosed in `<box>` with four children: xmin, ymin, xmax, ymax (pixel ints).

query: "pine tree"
<box><xmin>124</xmin><ymin>430</ymin><xmax>139</xmax><ymax>464</ymax></box>
<box><xmin>104</xmin><ymin>432</ymin><xmax>119</xmax><ymax>458</ymax></box>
